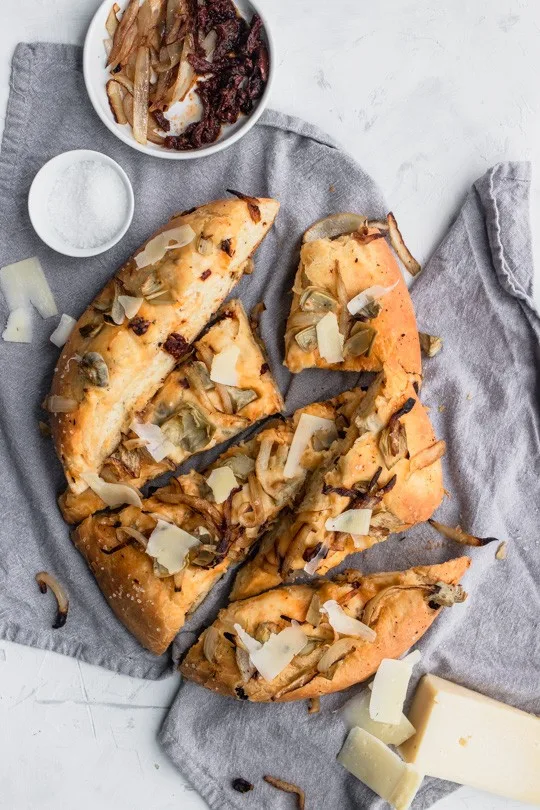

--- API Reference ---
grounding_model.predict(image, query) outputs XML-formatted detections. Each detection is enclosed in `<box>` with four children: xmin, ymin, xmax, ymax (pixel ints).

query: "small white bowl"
<box><xmin>28</xmin><ymin>150</ymin><xmax>134</xmax><ymax>258</ymax></box>
<box><xmin>83</xmin><ymin>0</ymin><xmax>274</xmax><ymax>160</ymax></box>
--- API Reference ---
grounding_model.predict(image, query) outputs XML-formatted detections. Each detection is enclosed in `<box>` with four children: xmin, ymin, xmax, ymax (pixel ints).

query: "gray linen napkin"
<box><xmin>0</xmin><ymin>43</ymin><xmax>385</xmax><ymax>678</ymax></box>
<box><xmin>160</xmin><ymin>162</ymin><xmax>540</xmax><ymax>810</ymax></box>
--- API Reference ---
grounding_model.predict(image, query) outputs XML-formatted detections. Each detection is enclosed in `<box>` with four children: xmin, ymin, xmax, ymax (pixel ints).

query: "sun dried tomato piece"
<box><xmin>164</xmin><ymin>332</ymin><xmax>190</xmax><ymax>359</ymax></box>
<box><xmin>200</xmin><ymin>269</ymin><xmax>212</xmax><ymax>280</ymax></box>
<box><xmin>152</xmin><ymin>110</ymin><xmax>170</xmax><ymax>132</ymax></box>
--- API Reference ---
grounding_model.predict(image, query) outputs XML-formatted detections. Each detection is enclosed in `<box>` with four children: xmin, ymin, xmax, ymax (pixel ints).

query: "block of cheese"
<box><xmin>399</xmin><ymin>674</ymin><xmax>540</xmax><ymax>803</ymax></box>
<box><xmin>338</xmin><ymin>727</ymin><xmax>423</xmax><ymax>810</ymax></box>
<box><xmin>342</xmin><ymin>689</ymin><xmax>416</xmax><ymax>746</ymax></box>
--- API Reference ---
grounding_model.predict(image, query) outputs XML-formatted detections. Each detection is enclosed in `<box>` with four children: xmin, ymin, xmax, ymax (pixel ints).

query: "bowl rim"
<box><xmin>27</xmin><ymin>149</ymin><xmax>135</xmax><ymax>258</ymax></box>
<box><xmin>83</xmin><ymin>0</ymin><xmax>275</xmax><ymax>161</ymax></box>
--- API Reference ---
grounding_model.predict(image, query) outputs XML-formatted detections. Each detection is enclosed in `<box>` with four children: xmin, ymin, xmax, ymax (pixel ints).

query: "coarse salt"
<box><xmin>48</xmin><ymin>160</ymin><xmax>129</xmax><ymax>250</ymax></box>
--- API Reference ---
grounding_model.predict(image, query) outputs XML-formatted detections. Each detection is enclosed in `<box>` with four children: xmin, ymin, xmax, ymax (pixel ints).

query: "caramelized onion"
<box><xmin>428</xmin><ymin>519</ymin><xmax>499</xmax><ymax>547</ymax></box>
<box><xmin>263</xmin><ymin>776</ymin><xmax>305</xmax><ymax>810</ymax></box>
<box><xmin>35</xmin><ymin>572</ymin><xmax>69</xmax><ymax>629</ymax></box>
<box><xmin>387</xmin><ymin>212</ymin><xmax>421</xmax><ymax>276</ymax></box>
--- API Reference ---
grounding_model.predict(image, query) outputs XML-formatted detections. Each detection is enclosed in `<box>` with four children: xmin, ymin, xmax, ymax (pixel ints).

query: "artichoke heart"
<box><xmin>344</xmin><ymin>323</ymin><xmax>377</xmax><ymax>357</ymax></box>
<box><xmin>79</xmin><ymin>352</ymin><xmax>109</xmax><ymax>387</ymax></box>
<box><xmin>161</xmin><ymin>403</ymin><xmax>215</xmax><ymax>453</ymax></box>
<box><xmin>353</xmin><ymin>299</ymin><xmax>382</xmax><ymax>321</ymax></box>
<box><xmin>220</xmin><ymin>453</ymin><xmax>255</xmax><ymax>481</ymax></box>
<box><xmin>379</xmin><ymin>420</ymin><xmax>408</xmax><ymax>468</ymax></box>
<box><xmin>226</xmin><ymin>387</ymin><xmax>258</xmax><ymax>412</ymax></box>
<box><xmin>299</xmin><ymin>286</ymin><xmax>338</xmax><ymax>313</ymax></box>
<box><xmin>295</xmin><ymin>325</ymin><xmax>318</xmax><ymax>352</ymax></box>
<box><xmin>191</xmin><ymin>360</ymin><xmax>215</xmax><ymax>392</ymax></box>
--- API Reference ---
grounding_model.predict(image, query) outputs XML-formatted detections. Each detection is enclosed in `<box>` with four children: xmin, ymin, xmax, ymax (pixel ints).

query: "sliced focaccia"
<box><xmin>72</xmin><ymin>393</ymin><xmax>364</xmax><ymax>655</ymax></box>
<box><xmin>231</xmin><ymin>362</ymin><xmax>445</xmax><ymax>601</ymax></box>
<box><xmin>59</xmin><ymin>300</ymin><xmax>283</xmax><ymax>524</ymax></box>
<box><xmin>181</xmin><ymin>557</ymin><xmax>470</xmax><ymax>702</ymax></box>
<box><xmin>48</xmin><ymin>196</ymin><xmax>280</xmax><ymax>495</ymax></box>
<box><xmin>284</xmin><ymin>213</ymin><xmax>421</xmax><ymax>375</ymax></box>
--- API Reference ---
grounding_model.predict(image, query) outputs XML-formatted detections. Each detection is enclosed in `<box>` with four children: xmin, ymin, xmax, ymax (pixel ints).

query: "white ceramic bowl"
<box><xmin>28</xmin><ymin>150</ymin><xmax>135</xmax><ymax>258</ymax></box>
<box><xmin>83</xmin><ymin>0</ymin><xmax>274</xmax><ymax>160</ymax></box>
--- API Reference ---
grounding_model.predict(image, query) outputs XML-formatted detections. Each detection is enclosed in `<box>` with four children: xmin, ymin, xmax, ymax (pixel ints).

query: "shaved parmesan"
<box><xmin>134</xmin><ymin>225</ymin><xmax>196</xmax><ymax>269</ymax></box>
<box><xmin>338</xmin><ymin>728</ymin><xmax>423</xmax><ymax>810</ymax></box>
<box><xmin>82</xmin><ymin>473</ymin><xmax>142</xmax><ymax>508</ymax></box>
<box><xmin>342</xmin><ymin>689</ymin><xmax>416</xmax><ymax>745</ymax></box>
<box><xmin>325</xmin><ymin>509</ymin><xmax>372</xmax><ymax>539</ymax></box>
<box><xmin>316</xmin><ymin>311</ymin><xmax>344</xmax><ymax>363</ymax></box>
<box><xmin>284</xmin><ymin>413</ymin><xmax>337</xmax><ymax>479</ymax></box>
<box><xmin>0</xmin><ymin>257</ymin><xmax>57</xmax><ymax>319</ymax></box>
<box><xmin>131</xmin><ymin>421</ymin><xmax>175</xmax><ymax>462</ymax></box>
<box><xmin>206</xmin><ymin>466</ymin><xmax>238</xmax><ymax>504</ymax></box>
<box><xmin>44</xmin><ymin>394</ymin><xmax>77</xmax><ymax>413</ymax></box>
<box><xmin>401</xmin><ymin>650</ymin><xmax>421</xmax><ymax>667</ymax></box>
<box><xmin>50</xmin><ymin>314</ymin><xmax>76</xmax><ymax>347</ymax></box>
<box><xmin>321</xmin><ymin>600</ymin><xmax>376</xmax><ymax>642</ymax></box>
<box><xmin>118</xmin><ymin>295</ymin><xmax>143</xmax><ymax>319</ymax></box>
<box><xmin>347</xmin><ymin>281</ymin><xmax>398</xmax><ymax>316</ymax></box>
<box><xmin>210</xmin><ymin>345</ymin><xmax>240</xmax><ymax>386</ymax></box>
<box><xmin>146</xmin><ymin>518</ymin><xmax>200</xmax><ymax>575</ymax></box>
<box><xmin>370</xmin><ymin>658</ymin><xmax>415</xmax><ymax>725</ymax></box>
<box><xmin>2</xmin><ymin>308</ymin><xmax>32</xmax><ymax>343</ymax></box>
<box><xmin>303</xmin><ymin>541</ymin><xmax>329</xmax><ymax>575</ymax></box>
<box><xmin>234</xmin><ymin>621</ymin><xmax>307</xmax><ymax>682</ymax></box>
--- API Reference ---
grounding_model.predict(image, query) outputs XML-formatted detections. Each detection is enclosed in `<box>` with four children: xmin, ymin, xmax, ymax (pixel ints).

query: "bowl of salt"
<box><xmin>28</xmin><ymin>150</ymin><xmax>134</xmax><ymax>258</ymax></box>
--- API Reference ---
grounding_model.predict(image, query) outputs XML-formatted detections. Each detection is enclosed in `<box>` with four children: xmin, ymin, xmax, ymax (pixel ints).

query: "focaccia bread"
<box><xmin>48</xmin><ymin>196</ymin><xmax>280</xmax><ymax>495</ymax></box>
<box><xmin>72</xmin><ymin>393</ymin><xmax>364</xmax><ymax>655</ymax></box>
<box><xmin>231</xmin><ymin>362</ymin><xmax>445</xmax><ymax>601</ymax></box>
<box><xmin>59</xmin><ymin>300</ymin><xmax>283</xmax><ymax>524</ymax></box>
<box><xmin>180</xmin><ymin>557</ymin><xmax>470</xmax><ymax>702</ymax></box>
<box><xmin>284</xmin><ymin>214</ymin><xmax>421</xmax><ymax>375</ymax></box>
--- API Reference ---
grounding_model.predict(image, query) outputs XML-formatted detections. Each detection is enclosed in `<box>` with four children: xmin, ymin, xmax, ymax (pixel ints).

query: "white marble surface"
<box><xmin>1</xmin><ymin>2</ymin><xmax>539</xmax><ymax>808</ymax></box>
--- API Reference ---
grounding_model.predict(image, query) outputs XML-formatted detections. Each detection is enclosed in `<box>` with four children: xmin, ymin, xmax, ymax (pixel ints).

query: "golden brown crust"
<box><xmin>50</xmin><ymin>198</ymin><xmax>280</xmax><ymax>494</ymax></box>
<box><xmin>231</xmin><ymin>362</ymin><xmax>444</xmax><ymax>601</ymax></box>
<box><xmin>71</xmin><ymin>394</ymin><xmax>362</xmax><ymax>654</ymax></box>
<box><xmin>180</xmin><ymin>557</ymin><xmax>470</xmax><ymax>701</ymax></box>
<box><xmin>284</xmin><ymin>227</ymin><xmax>421</xmax><ymax>375</ymax></box>
<box><xmin>58</xmin><ymin>299</ymin><xmax>284</xmax><ymax>524</ymax></box>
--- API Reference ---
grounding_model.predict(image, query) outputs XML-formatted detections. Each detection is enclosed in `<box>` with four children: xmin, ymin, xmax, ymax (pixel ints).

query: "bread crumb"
<box><xmin>438</xmin><ymin>405</ymin><xmax>446</xmax><ymax>413</ymax></box>
<box><xmin>329</xmin><ymin>184</ymin><xmax>335</xmax><ymax>193</ymax></box>
<box><xmin>466</xmin><ymin>393</ymin><xmax>472</xmax><ymax>400</ymax></box>
<box><xmin>459</xmin><ymin>736</ymin><xmax>471</xmax><ymax>747</ymax></box>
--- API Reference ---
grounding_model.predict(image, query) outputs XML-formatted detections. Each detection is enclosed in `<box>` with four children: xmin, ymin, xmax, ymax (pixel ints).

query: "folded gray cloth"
<box><xmin>160</xmin><ymin>162</ymin><xmax>540</xmax><ymax>810</ymax></box>
<box><xmin>0</xmin><ymin>43</ymin><xmax>385</xmax><ymax>678</ymax></box>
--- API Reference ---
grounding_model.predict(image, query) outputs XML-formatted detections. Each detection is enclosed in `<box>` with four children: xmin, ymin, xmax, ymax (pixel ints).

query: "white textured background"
<box><xmin>1</xmin><ymin>2</ymin><xmax>539</xmax><ymax>808</ymax></box>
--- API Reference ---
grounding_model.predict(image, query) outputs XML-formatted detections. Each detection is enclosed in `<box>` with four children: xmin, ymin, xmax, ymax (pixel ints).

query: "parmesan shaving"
<box><xmin>146</xmin><ymin>519</ymin><xmax>200</xmax><ymax>575</ymax></box>
<box><xmin>369</xmin><ymin>658</ymin><xmax>416</xmax><ymax>725</ymax></box>
<box><xmin>401</xmin><ymin>650</ymin><xmax>422</xmax><ymax>667</ymax></box>
<box><xmin>321</xmin><ymin>600</ymin><xmax>376</xmax><ymax>641</ymax></box>
<box><xmin>234</xmin><ymin>621</ymin><xmax>307</xmax><ymax>682</ymax></box>
<box><xmin>50</xmin><ymin>314</ymin><xmax>76</xmax><ymax>347</ymax></box>
<box><xmin>131</xmin><ymin>421</ymin><xmax>175</xmax><ymax>462</ymax></box>
<box><xmin>303</xmin><ymin>541</ymin><xmax>329</xmax><ymax>575</ymax></box>
<box><xmin>0</xmin><ymin>257</ymin><xmax>57</xmax><ymax>319</ymax></box>
<box><xmin>2</xmin><ymin>308</ymin><xmax>33</xmax><ymax>343</ymax></box>
<box><xmin>284</xmin><ymin>413</ymin><xmax>337</xmax><ymax>479</ymax></box>
<box><xmin>206</xmin><ymin>467</ymin><xmax>239</xmax><ymax>504</ymax></box>
<box><xmin>342</xmin><ymin>689</ymin><xmax>416</xmax><ymax>745</ymax></box>
<box><xmin>325</xmin><ymin>509</ymin><xmax>372</xmax><ymax>538</ymax></box>
<box><xmin>118</xmin><ymin>295</ymin><xmax>143</xmax><ymax>319</ymax></box>
<box><xmin>347</xmin><ymin>281</ymin><xmax>399</xmax><ymax>316</ymax></box>
<box><xmin>134</xmin><ymin>225</ymin><xmax>196</xmax><ymax>269</ymax></box>
<box><xmin>210</xmin><ymin>345</ymin><xmax>240</xmax><ymax>386</ymax></box>
<box><xmin>316</xmin><ymin>311</ymin><xmax>344</xmax><ymax>363</ymax></box>
<box><xmin>82</xmin><ymin>473</ymin><xmax>142</xmax><ymax>508</ymax></box>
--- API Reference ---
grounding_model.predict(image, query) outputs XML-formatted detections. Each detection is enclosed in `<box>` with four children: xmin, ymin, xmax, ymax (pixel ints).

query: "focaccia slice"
<box><xmin>72</xmin><ymin>393</ymin><xmax>363</xmax><ymax>655</ymax></box>
<box><xmin>48</xmin><ymin>196</ymin><xmax>280</xmax><ymax>494</ymax></box>
<box><xmin>284</xmin><ymin>214</ymin><xmax>421</xmax><ymax>375</ymax></box>
<box><xmin>59</xmin><ymin>300</ymin><xmax>283</xmax><ymax>524</ymax></box>
<box><xmin>231</xmin><ymin>362</ymin><xmax>445</xmax><ymax>601</ymax></box>
<box><xmin>181</xmin><ymin>557</ymin><xmax>470</xmax><ymax>702</ymax></box>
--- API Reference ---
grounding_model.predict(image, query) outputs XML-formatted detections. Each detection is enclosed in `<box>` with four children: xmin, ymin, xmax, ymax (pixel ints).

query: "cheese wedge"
<box><xmin>338</xmin><ymin>727</ymin><xmax>423</xmax><ymax>810</ymax></box>
<box><xmin>399</xmin><ymin>674</ymin><xmax>540</xmax><ymax>803</ymax></box>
